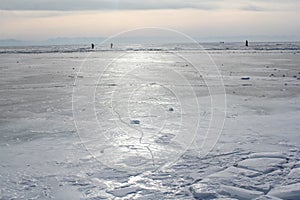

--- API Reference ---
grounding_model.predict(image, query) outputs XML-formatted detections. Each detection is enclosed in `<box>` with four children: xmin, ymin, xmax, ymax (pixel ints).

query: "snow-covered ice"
<box><xmin>0</xmin><ymin>42</ymin><xmax>300</xmax><ymax>199</ymax></box>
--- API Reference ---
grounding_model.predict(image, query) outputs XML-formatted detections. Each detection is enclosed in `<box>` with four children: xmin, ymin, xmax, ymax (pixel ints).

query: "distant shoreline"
<box><xmin>0</xmin><ymin>42</ymin><xmax>300</xmax><ymax>54</ymax></box>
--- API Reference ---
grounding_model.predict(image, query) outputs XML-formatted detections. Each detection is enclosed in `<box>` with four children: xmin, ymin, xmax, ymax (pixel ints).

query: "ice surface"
<box><xmin>107</xmin><ymin>186</ymin><xmax>142</xmax><ymax>198</ymax></box>
<box><xmin>208</xmin><ymin>166</ymin><xmax>261</xmax><ymax>178</ymax></box>
<box><xmin>247</xmin><ymin>152</ymin><xmax>287</xmax><ymax>159</ymax></box>
<box><xmin>268</xmin><ymin>183</ymin><xmax>300</xmax><ymax>199</ymax></box>
<box><xmin>190</xmin><ymin>183</ymin><xmax>218</xmax><ymax>199</ymax></box>
<box><xmin>0</xmin><ymin>43</ymin><xmax>300</xmax><ymax>199</ymax></box>
<box><xmin>291</xmin><ymin>161</ymin><xmax>300</xmax><ymax>169</ymax></box>
<box><xmin>220</xmin><ymin>185</ymin><xmax>264</xmax><ymax>200</ymax></box>
<box><xmin>255</xmin><ymin>195</ymin><xmax>283</xmax><ymax>200</ymax></box>
<box><xmin>288</xmin><ymin>168</ymin><xmax>300</xmax><ymax>178</ymax></box>
<box><xmin>237</xmin><ymin>158</ymin><xmax>286</xmax><ymax>173</ymax></box>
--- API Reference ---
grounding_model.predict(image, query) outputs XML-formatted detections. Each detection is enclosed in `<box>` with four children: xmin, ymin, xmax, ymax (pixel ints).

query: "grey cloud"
<box><xmin>0</xmin><ymin>0</ymin><xmax>298</xmax><ymax>11</ymax></box>
<box><xmin>0</xmin><ymin>0</ymin><xmax>219</xmax><ymax>11</ymax></box>
<box><xmin>240</xmin><ymin>4</ymin><xmax>265</xmax><ymax>11</ymax></box>
<box><xmin>239</xmin><ymin>0</ymin><xmax>300</xmax><ymax>11</ymax></box>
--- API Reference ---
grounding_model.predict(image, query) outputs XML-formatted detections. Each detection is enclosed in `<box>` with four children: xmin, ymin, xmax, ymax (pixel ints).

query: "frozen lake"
<box><xmin>1</xmin><ymin>43</ymin><xmax>300</xmax><ymax>199</ymax></box>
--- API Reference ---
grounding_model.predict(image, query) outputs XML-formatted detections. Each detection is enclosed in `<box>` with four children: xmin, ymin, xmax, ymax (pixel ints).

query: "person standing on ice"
<box><xmin>110</xmin><ymin>43</ymin><xmax>113</xmax><ymax>49</ymax></box>
<box><xmin>91</xmin><ymin>43</ymin><xmax>95</xmax><ymax>49</ymax></box>
<box><xmin>245</xmin><ymin>40</ymin><xmax>249</xmax><ymax>47</ymax></box>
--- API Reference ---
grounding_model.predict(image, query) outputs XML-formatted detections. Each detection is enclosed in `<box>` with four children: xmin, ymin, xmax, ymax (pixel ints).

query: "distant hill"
<box><xmin>0</xmin><ymin>37</ymin><xmax>106</xmax><ymax>46</ymax></box>
<box><xmin>0</xmin><ymin>39</ymin><xmax>30</xmax><ymax>46</ymax></box>
<box><xmin>0</xmin><ymin>35</ymin><xmax>299</xmax><ymax>47</ymax></box>
<box><xmin>45</xmin><ymin>37</ymin><xmax>105</xmax><ymax>45</ymax></box>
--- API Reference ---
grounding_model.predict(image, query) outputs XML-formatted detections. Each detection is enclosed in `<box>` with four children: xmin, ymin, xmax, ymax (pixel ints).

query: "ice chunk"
<box><xmin>237</xmin><ymin>158</ymin><xmax>286</xmax><ymax>173</ymax></box>
<box><xmin>155</xmin><ymin>133</ymin><xmax>175</xmax><ymax>144</ymax></box>
<box><xmin>130</xmin><ymin>120</ymin><xmax>140</xmax><ymax>125</ymax></box>
<box><xmin>288</xmin><ymin>168</ymin><xmax>300</xmax><ymax>179</ymax></box>
<box><xmin>209</xmin><ymin>166</ymin><xmax>261</xmax><ymax>178</ymax></box>
<box><xmin>107</xmin><ymin>186</ymin><xmax>141</xmax><ymax>198</ymax></box>
<box><xmin>291</xmin><ymin>161</ymin><xmax>300</xmax><ymax>169</ymax></box>
<box><xmin>254</xmin><ymin>195</ymin><xmax>282</xmax><ymax>200</ymax></box>
<box><xmin>168</xmin><ymin>107</ymin><xmax>174</xmax><ymax>111</ymax></box>
<box><xmin>190</xmin><ymin>183</ymin><xmax>217</xmax><ymax>199</ymax></box>
<box><xmin>248</xmin><ymin>152</ymin><xmax>287</xmax><ymax>159</ymax></box>
<box><xmin>220</xmin><ymin>185</ymin><xmax>264</xmax><ymax>200</ymax></box>
<box><xmin>268</xmin><ymin>183</ymin><xmax>300</xmax><ymax>199</ymax></box>
<box><xmin>241</xmin><ymin>76</ymin><xmax>251</xmax><ymax>80</ymax></box>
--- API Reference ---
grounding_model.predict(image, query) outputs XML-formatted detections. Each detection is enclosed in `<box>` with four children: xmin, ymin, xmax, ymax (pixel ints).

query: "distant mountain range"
<box><xmin>0</xmin><ymin>35</ymin><xmax>299</xmax><ymax>46</ymax></box>
<box><xmin>0</xmin><ymin>37</ymin><xmax>106</xmax><ymax>46</ymax></box>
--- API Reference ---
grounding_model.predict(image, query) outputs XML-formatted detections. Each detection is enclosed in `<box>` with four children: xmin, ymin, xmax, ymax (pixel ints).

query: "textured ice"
<box><xmin>190</xmin><ymin>183</ymin><xmax>218</xmax><ymax>199</ymax></box>
<box><xmin>268</xmin><ymin>183</ymin><xmax>300</xmax><ymax>199</ymax></box>
<box><xmin>107</xmin><ymin>186</ymin><xmax>142</xmax><ymax>198</ymax></box>
<box><xmin>254</xmin><ymin>195</ymin><xmax>283</xmax><ymax>200</ymax></box>
<box><xmin>288</xmin><ymin>168</ymin><xmax>300</xmax><ymax>179</ymax></box>
<box><xmin>1</xmin><ymin>43</ymin><xmax>300</xmax><ymax>199</ymax></box>
<box><xmin>208</xmin><ymin>166</ymin><xmax>261</xmax><ymax>178</ymax></box>
<box><xmin>291</xmin><ymin>161</ymin><xmax>300</xmax><ymax>169</ymax></box>
<box><xmin>220</xmin><ymin>185</ymin><xmax>264</xmax><ymax>200</ymax></box>
<box><xmin>248</xmin><ymin>152</ymin><xmax>287</xmax><ymax>159</ymax></box>
<box><xmin>237</xmin><ymin>158</ymin><xmax>286</xmax><ymax>173</ymax></box>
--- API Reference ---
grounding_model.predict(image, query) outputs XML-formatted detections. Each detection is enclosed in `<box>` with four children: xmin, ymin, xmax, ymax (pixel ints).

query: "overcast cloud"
<box><xmin>0</xmin><ymin>0</ymin><xmax>299</xmax><ymax>11</ymax></box>
<box><xmin>1</xmin><ymin>0</ymin><xmax>299</xmax><ymax>41</ymax></box>
<box><xmin>1</xmin><ymin>0</ymin><xmax>217</xmax><ymax>11</ymax></box>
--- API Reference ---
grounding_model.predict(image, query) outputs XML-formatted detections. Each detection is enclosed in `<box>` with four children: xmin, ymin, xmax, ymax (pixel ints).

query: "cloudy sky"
<box><xmin>0</xmin><ymin>0</ymin><xmax>300</xmax><ymax>41</ymax></box>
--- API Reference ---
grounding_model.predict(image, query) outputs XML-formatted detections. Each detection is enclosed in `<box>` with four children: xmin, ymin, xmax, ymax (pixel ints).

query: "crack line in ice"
<box><xmin>111</xmin><ymin>105</ymin><xmax>155</xmax><ymax>168</ymax></box>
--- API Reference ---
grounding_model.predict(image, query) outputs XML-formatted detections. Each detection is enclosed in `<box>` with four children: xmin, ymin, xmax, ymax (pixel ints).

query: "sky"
<box><xmin>0</xmin><ymin>0</ymin><xmax>300</xmax><ymax>41</ymax></box>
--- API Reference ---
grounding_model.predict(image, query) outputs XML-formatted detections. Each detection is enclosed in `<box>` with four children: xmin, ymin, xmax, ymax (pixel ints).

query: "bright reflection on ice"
<box><xmin>72</xmin><ymin>28</ymin><xmax>226</xmax><ymax>173</ymax></box>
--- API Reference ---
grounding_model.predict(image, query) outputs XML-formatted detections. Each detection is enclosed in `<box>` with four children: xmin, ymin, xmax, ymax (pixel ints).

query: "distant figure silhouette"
<box><xmin>91</xmin><ymin>43</ymin><xmax>95</xmax><ymax>49</ymax></box>
<box><xmin>245</xmin><ymin>40</ymin><xmax>249</xmax><ymax>47</ymax></box>
<box><xmin>110</xmin><ymin>43</ymin><xmax>113</xmax><ymax>49</ymax></box>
